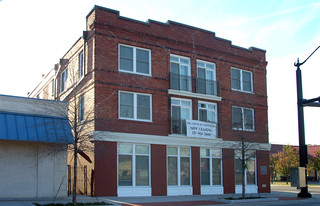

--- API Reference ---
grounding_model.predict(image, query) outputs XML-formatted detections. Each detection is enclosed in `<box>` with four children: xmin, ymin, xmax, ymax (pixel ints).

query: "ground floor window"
<box><xmin>200</xmin><ymin>148</ymin><xmax>222</xmax><ymax>186</ymax></box>
<box><xmin>167</xmin><ymin>146</ymin><xmax>191</xmax><ymax>186</ymax></box>
<box><xmin>235</xmin><ymin>151</ymin><xmax>256</xmax><ymax>185</ymax></box>
<box><xmin>118</xmin><ymin>143</ymin><xmax>150</xmax><ymax>186</ymax></box>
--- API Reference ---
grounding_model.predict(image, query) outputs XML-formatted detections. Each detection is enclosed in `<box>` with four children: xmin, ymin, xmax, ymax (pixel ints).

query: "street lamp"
<box><xmin>294</xmin><ymin>45</ymin><xmax>320</xmax><ymax>198</ymax></box>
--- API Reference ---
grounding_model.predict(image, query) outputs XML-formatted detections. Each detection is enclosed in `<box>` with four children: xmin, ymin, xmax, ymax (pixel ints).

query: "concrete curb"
<box><xmin>216</xmin><ymin>197</ymin><xmax>279</xmax><ymax>204</ymax></box>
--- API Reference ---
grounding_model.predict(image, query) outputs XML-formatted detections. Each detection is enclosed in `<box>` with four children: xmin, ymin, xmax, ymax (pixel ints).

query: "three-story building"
<box><xmin>29</xmin><ymin>5</ymin><xmax>270</xmax><ymax>197</ymax></box>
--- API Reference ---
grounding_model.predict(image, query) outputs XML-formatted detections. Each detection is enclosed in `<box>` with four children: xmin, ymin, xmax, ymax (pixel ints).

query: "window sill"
<box><xmin>119</xmin><ymin>70</ymin><xmax>152</xmax><ymax>77</ymax></box>
<box><xmin>168</xmin><ymin>89</ymin><xmax>222</xmax><ymax>101</ymax></box>
<box><xmin>119</xmin><ymin>117</ymin><xmax>153</xmax><ymax>123</ymax></box>
<box><xmin>231</xmin><ymin>89</ymin><xmax>254</xmax><ymax>94</ymax></box>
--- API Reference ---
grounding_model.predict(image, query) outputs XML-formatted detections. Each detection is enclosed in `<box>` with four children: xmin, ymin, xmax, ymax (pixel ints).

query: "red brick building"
<box><xmin>30</xmin><ymin>6</ymin><xmax>270</xmax><ymax>196</ymax></box>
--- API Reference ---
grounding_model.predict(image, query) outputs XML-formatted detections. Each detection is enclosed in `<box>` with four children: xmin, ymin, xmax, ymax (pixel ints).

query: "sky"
<box><xmin>0</xmin><ymin>0</ymin><xmax>320</xmax><ymax>145</ymax></box>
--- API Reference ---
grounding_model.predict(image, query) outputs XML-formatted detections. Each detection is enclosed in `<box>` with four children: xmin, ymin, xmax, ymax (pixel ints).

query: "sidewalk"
<box><xmin>1</xmin><ymin>188</ymin><xmax>320</xmax><ymax>206</ymax></box>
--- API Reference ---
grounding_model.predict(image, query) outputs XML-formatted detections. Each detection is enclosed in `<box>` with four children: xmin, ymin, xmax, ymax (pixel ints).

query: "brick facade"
<box><xmin>30</xmin><ymin>5</ymin><xmax>269</xmax><ymax>197</ymax></box>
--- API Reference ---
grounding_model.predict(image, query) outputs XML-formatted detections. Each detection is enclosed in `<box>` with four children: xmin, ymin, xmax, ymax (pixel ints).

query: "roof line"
<box><xmin>0</xmin><ymin>94</ymin><xmax>69</xmax><ymax>104</ymax></box>
<box><xmin>92</xmin><ymin>5</ymin><xmax>266</xmax><ymax>53</ymax></box>
<box><xmin>0</xmin><ymin>110</ymin><xmax>69</xmax><ymax>121</ymax></box>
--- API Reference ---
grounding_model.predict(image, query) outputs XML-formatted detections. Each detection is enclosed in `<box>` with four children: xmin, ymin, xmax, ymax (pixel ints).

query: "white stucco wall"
<box><xmin>0</xmin><ymin>140</ymin><xmax>68</xmax><ymax>198</ymax></box>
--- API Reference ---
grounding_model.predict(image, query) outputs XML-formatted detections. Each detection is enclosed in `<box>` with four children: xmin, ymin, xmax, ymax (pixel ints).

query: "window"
<box><xmin>167</xmin><ymin>146</ymin><xmax>191</xmax><ymax>186</ymax></box>
<box><xmin>232</xmin><ymin>106</ymin><xmax>254</xmax><ymax>131</ymax></box>
<box><xmin>197</xmin><ymin>60</ymin><xmax>217</xmax><ymax>95</ymax></box>
<box><xmin>118</xmin><ymin>143</ymin><xmax>150</xmax><ymax>186</ymax></box>
<box><xmin>171</xmin><ymin>98</ymin><xmax>192</xmax><ymax>134</ymax></box>
<box><xmin>170</xmin><ymin>55</ymin><xmax>191</xmax><ymax>91</ymax></box>
<box><xmin>231</xmin><ymin>68</ymin><xmax>253</xmax><ymax>93</ymax></box>
<box><xmin>119</xmin><ymin>44</ymin><xmax>151</xmax><ymax>75</ymax></box>
<box><xmin>50</xmin><ymin>79</ymin><xmax>55</xmax><ymax>97</ymax></box>
<box><xmin>200</xmin><ymin>148</ymin><xmax>222</xmax><ymax>186</ymax></box>
<box><xmin>119</xmin><ymin>91</ymin><xmax>152</xmax><ymax>121</ymax></box>
<box><xmin>198</xmin><ymin>102</ymin><xmax>217</xmax><ymax>123</ymax></box>
<box><xmin>78</xmin><ymin>95</ymin><xmax>84</xmax><ymax>122</ymax></box>
<box><xmin>79</xmin><ymin>51</ymin><xmax>84</xmax><ymax>79</ymax></box>
<box><xmin>235</xmin><ymin>151</ymin><xmax>256</xmax><ymax>185</ymax></box>
<box><xmin>60</xmin><ymin>68</ymin><xmax>68</xmax><ymax>93</ymax></box>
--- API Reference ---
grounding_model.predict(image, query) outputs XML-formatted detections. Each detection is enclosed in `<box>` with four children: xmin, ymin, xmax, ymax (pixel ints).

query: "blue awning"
<box><xmin>0</xmin><ymin>111</ymin><xmax>74</xmax><ymax>143</ymax></box>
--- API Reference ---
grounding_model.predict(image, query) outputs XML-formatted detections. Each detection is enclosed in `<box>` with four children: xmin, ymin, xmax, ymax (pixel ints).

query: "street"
<box><xmin>1</xmin><ymin>184</ymin><xmax>320</xmax><ymax>206</ymax></box>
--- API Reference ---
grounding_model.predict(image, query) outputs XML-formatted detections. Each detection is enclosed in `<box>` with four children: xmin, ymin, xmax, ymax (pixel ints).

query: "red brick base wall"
<box><xmin>257</xmin><ymin>150</ymin><xmax>271</xmax><ymax>193</ymax></box>
<box><xmin>94</xmin><ymin>141</ymin><xmax>117</xmax><ymax>196</ymax></box>
<box><xmin>192</xmin><ymin>147</ymin><xmax>200</xmax><ymax>195</ymax></box>
<box><xmin>151</xmin><ymin>144</ymin><xmax>167</xmax><ymax>196</ymax></box>
<box><xmin>223</xmin><ymin>148</ymin><xmax>235</xmax><ymax>194</ymax></box>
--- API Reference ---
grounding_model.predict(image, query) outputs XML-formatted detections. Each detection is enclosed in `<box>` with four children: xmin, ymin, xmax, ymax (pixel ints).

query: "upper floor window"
<box><xmin>232</xmin><ymin>106</ymin><xmax>254</xmax><ymax>131</ymax></box>
<box><xmin>60</xmin><ymin>68</ymin><xmax>68</xmax><ymax>93</ymax></box>
<box><xmin>119</xmin><ymin>44</ymin><xmax>151</xmax><ymax>76</ymax></box>
<box><xmin>231</xmin><ymin>68</ymin><xmax>253</xmax><ymax>93</ymax></box>
<box><xmin>170</xmin><ymin>55</ymin><xmax>191</xmax><ymax>92</ymax></box>
<box><xmin>200</xmin><ymin>148</ymin><xmax>222</xmax><ymax>186</ymax></box>
<box><xmin>79</xmin><ymin>51</ymin><xmax>84</xmax><ymax>79</ymax></box>
<box><xmin>197</xmin><ymin>60</ymin><xmax>217</xmax><ymax>96</ymax></box>
<box><xmin>198</xmin><ymin>101</ymin><xmax>217</xmax><ymax>123</ymax></box>
<box><xmin>78</xmin><ymin>95</ymin><xmax>84</xmax><ymax>122</ymax></box>
<box><xmin>119</xmin><ymin>91</ymin><xmax>152</xmax><ymax>122</ymax></box>
<box><xmin>171</xmin><ymin>98</ymin><xmax>192</xmax><ymax>135</ymax></box>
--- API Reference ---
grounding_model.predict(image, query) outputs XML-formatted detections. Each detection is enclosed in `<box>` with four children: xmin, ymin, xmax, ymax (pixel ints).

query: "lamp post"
<box><xmin>294</xmin><ymin>46</ymin><xmax>320</xmax><ymax>198</ymax></box>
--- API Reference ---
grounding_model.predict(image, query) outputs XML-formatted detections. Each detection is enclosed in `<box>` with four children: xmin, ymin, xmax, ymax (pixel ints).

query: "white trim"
<box><xmin>231</xmin><ymin>67</ymin><xmax>253</xmax><ymax>93</ymax></box>
<box><xmin>235</xmin><ymin>157</ymin><xmax>257</xmax><ymax>187</ymax></box>
<box><xmin>118</xmin><ymin>44</ymin><xmax>152</xmax><ymax>76</ymax></box>
<box><xmin>93</xmin><ymin>131</ymin><xmax>271</xmax><ymax>151</ymax></box>
<box><xmin>200</xmin><ymin>148</ymin><xmax>223</xmax><ymax>187</ymax></box>
<box><xmin>201</xmin><ymin>185</ymin><xmax>223</xmax><ymax>195</ymax></box>
<box><xmin>118</xmin><ymin>187</ymin><xmax>151</xmax><ymax>197</ymax></box>
<box><xmin>235</xmin><ymin>185</ymin><xmax>258</xmax><ymax>194</ymax></box>
<box><xmin>171</xmin><ymin>97</ymin><xmax>192</xmax><ymax>119</ymax></box>
<box><xmin>196</xmin><ymin>59</ymin><xmax>216</xmax><ymax>81</ymax></box>
<box><xmin>78</xmin><ymin>50</ymin><xmax>84</xmax><ymax>79</ymax></box>
<box><xmin>167</xmin><ymin>146</ymin><xmax>192</xmax><ymax>187</ymax></box>
<box><xmin>168</xmin><ymin>89</ymin><xmax>222</xmax><ymax>101</ymax></box>
<box><xmin>170</xmin><ymin>54</ymin><xmax>191</xmax><ymax>76</ymax></box>
<box><xmin>167</xmin><ymin>186</ymin><xmax>193</xmax><ymax>196</ymax></box>
<box><xmin>59</xmin><ymin>68</ymin><xmax>68</xmax><ymax>93</ymax></box>
<box><xmin>232</xmin><ymin>106</ymin><xmax>255</xmax><ymax>131</ymax></box>
<box><xmin>198</xmin><ymin>101</ymin><xmax>217</xmax><ymax>123</ymax></box>
<box><xmin>117</xmin><ymin>143</ymin><xmax>151</xmax><ymax>190</ymax></box>
<box><xmin>118</xmin><ymin>91</ymin><xmax>152</xmax><ymax>122</ymax></box>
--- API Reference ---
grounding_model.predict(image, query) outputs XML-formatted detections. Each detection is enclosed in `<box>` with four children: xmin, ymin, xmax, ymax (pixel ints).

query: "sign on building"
<box><xmin>186</xmin><ymin>120</ymin><xmax>217</xmax><ymax>139</ymax></box>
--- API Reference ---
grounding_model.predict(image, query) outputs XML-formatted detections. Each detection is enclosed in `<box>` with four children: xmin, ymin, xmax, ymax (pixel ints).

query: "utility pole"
<box><xmin>294</xmin><ymin>46</ymin><xmax>320</xmax><ymax>198</ymax></box>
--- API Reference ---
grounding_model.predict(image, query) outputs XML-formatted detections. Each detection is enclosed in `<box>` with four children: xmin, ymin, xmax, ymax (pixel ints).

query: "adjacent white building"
<box><xmin>0</xmin><ymin>95</ymin><xmax>73</xmax><ymax>198</ymax></box>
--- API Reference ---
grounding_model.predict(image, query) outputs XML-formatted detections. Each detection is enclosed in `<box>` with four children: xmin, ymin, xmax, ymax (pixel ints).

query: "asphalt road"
<box><xmin>1</xmin><ymin>184</ymin><xmax>320</xmax><ymax>206</ymax></box>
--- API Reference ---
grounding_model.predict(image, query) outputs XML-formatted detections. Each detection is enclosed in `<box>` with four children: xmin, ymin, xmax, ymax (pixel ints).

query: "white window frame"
<box><xmin>78</xmin><ymin>95</ymin><xmax>84</xmax><ymax>122</ymax></box>
<box><xmin>119</xmin><ymin>91</ymin><xmax>152</xmax><ymax>122</ymax></box>
<box><xmin>196</xmin><ymin>60</ymin><xmax>217</xmax><ymax>95</ymax></box>
<box><xmin>118</xmin><ymin>44</ymin><xmax>151</xmax><ymax>76</ymax></box>
<box><xmin>232</xmin><ymin>106</ymin><xmax>255</xmax><ymax>131</ymax></box>
<box><xmin>171</xmin><ymin>98</ymin><xmax>192</xmax><ymax>120</ymax></box>
<box><xmin>235</xmin><ymin>156</ymin><xmax>256</xmax><ymax>186</ymax></box>
<box><xmin>170</xmin><ymin>54</ymin><xmax>191</xmax><ymax>91</ymax></box>
<box><xmin>231</xmin><ymin>67</ymin><xmax>253</xmax><ymax>93</ymax></box>
<box><xmin>167</xmin><ymin>146</ymin><xmax>192</xmax><ymax>186</ymax></box>
<box><xmin>198</xmin><ymin>101</ymin><xmax>217</xmax><ymax>123</ymax></box>
<box><xmin>60</xmin><ymin>68</ymin><xmax>68</xmax><ymax>93</ymax></box>
<box><xmin>200</xmin><ymin>148</ymin><xmax>222</xmax><ymax>186</ymax></box>
<box><xmin>170</xmin><ymin>98</ymin><xmax>192</xmax><ymax>135</ymax></box>
<box><xmin>117</xmin><ymin>143</ymin><xmax>151</xmax><ymax>187</ymax></box>
<box><xmin>79</xmin><ymin>51</ymin><xmax>84</xmax><ymax>79</ymax></box>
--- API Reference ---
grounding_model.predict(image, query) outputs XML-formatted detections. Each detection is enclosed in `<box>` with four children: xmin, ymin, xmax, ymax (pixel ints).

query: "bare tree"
<box><xmin>229</xmin><ymin>94</ymin><xmax>266</xmax><ymax>198</ymax></box>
